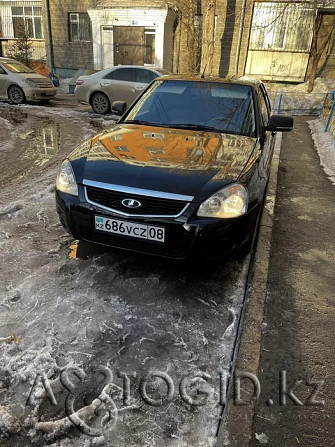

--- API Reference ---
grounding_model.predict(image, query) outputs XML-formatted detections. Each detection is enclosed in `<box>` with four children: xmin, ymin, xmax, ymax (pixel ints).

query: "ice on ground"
<box><xmin>255</xmin><ymin>432</ymin><xmax>269</xmax><ymax>444</ymax></box>
<box><xmin>0</xmin><ymin>108</ymin><xmax>250</xmax><ymax>446</ymax></box>
<box><xmin>308</xmin><ymin>119</ymin><xmax>335</xmax><ymax>185</ymax></box>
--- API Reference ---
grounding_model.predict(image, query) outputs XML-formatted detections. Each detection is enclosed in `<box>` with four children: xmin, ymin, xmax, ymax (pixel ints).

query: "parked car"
<box><xmin>56</xmin><ymin>76</ymin><xmax>293</xmax><ymax>259</ymax></box>
<box><xmin>74</xmin><ymin>65</ymin><xmax>169</xmax><ymax>114</ymax></box>
<box><xmin>0</xmin><ymin>57</ymin><xmax>57</xmax><ymax>104</ymax></box>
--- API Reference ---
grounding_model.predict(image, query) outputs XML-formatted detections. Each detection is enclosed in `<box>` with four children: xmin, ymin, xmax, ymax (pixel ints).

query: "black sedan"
<box><xmin>56</xmin><ymin>76</ymin><xmax>292</xmax><ymax>259</ymax></box>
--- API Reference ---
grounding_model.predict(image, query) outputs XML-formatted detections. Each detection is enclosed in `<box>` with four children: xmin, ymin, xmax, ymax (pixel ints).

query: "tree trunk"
<box><xmin>307</xmin><ymin>6</ymin><xmax>335</xmax><ymax>92</ymax></box>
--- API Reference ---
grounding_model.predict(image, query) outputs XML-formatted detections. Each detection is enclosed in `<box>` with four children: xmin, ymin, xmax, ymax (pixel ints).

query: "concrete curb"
<box><xmin>216</xmin><ymin>133</ymin><xmax>283</xmax><ymax>446</ymax></box>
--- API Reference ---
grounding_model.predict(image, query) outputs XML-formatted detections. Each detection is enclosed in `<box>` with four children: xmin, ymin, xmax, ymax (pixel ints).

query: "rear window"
<box><xmin>104</xmin><ymin>68</ymin><xmax>135</xmax><ymax>82</ymax></box>
<box><xmin>136</xmin><ymin>69</ymin><xmax>157</xmax><ymax>84</ymax></box>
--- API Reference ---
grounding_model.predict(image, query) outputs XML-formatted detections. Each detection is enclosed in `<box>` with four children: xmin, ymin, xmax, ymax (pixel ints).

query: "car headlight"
<box><xmin>22</xmin><ymin>79</ymin><xmax>36</xmax><ymax>88</ymax></box>
<box><xmin>56</xmin><ymin>160</ymin><xmax>78</xmax><ymax>196</ymax></box>
<box><xmin>197</xmin><ymin>183</ymin><xmax>248</xmax><ymax>218</ymax></box>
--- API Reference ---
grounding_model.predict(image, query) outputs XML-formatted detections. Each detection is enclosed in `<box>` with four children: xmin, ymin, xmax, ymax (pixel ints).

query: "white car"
<box><xmin>74</xmin><ymin>65</ymin><xmax>169</xmax><ymax>114</ymax></box>
<box><xmin>0</xmin><ymin>57</ymin><xmax>57</xmax><ymax>104</ymax></box>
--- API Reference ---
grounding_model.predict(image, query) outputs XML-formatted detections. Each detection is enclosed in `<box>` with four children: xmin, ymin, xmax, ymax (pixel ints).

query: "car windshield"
<box><xmin>2</xmin><ymin>62</ymin><xmax>34</xmax><ymax>73</ymax></box>
<box><xmin>124</xmin><ymin>80</ymin><xmax>256</xmax><ymax>136</ymax></box>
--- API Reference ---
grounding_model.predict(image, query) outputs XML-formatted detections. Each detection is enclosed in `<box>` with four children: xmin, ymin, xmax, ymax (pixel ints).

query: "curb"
<box><xmin>216</xmin><ymin>133</ymin><xmax>283</xmax><ymax>446</ymax></box>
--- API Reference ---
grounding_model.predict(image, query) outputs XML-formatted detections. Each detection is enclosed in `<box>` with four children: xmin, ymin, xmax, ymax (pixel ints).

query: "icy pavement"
<box><xmin>0</xmin><ymin>105</ymin><xmax>250</xmax><ymax>446</ymax></box>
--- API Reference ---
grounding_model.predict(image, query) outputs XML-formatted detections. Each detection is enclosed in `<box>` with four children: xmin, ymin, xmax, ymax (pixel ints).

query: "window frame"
<box><xmin>11</xmin><ymin>5</ymin><xmax>43</xmax><ymax>39</ymax></box>
<box><xmin>144</xmin><ymin>28</ymin><xmax>155</xmax><ymax>66</ymax></box>
<box><xmin>68</xmin><ymin>12</ymin><xmax>92</xmax><ymax>43</ymax></box>
<box><xmin>249</xmin><ymin>2</ymin><xmax>313</xmax><ymax>53</ymax></box>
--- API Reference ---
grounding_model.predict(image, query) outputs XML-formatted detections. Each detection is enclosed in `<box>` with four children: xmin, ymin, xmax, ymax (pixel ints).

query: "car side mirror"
<box><xmin>111</xmin><ymin>101</ymin><xmax>127</xmax><ymax>116</ymax></box>
<box><xmin>265</xmin><ymin>115</ymin><xmax>293</xmax><ymax>132</ymax></box>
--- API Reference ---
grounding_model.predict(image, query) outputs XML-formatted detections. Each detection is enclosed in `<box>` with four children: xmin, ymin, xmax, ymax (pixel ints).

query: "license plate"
<box><xmin>95</xmin><ymin>216</ymin><xmax>165</xmax><ymax>243</ymax></box>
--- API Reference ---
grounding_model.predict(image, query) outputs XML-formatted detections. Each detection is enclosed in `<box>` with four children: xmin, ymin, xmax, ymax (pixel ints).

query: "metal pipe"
<box><xmin>44</xmin><ymin>0</ymin><xmax>54</xmax><ymax>73</ymax></box>
<box><xmin>234</xmin><ymin>0</ymin><xmax>247</xmax><ymax>76</ymax></box>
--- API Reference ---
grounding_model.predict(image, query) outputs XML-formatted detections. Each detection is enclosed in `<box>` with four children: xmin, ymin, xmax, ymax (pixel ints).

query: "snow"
<box><xmin>265</xmin><ymin>77</ymin><xmax>335</xmax><ymax>115</ymax></box>
<box><xmin>265</xmin><ymin>77</ymin><xmax>334</xmax><ymax>93</ymax></box>
<box><xmin>308</xmin><ymin>119</ymin><xmax>335</xmax><ymax>185</ymax></box>
<box><xmin>255</xmin><ymin>432</ymin><xmax>269</xmax><ymax>444</ymax></box>
<box><xmin>58</xmin><ymin>78</ymin><xmax>72</xmax><ymax>94</ymax></box>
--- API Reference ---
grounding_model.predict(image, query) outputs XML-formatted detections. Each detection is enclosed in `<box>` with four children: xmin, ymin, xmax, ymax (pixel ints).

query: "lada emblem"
<box><xmin>122</xmin><ymin>198</ymin><xmax>142</xmax><ymax>209</ymax></box>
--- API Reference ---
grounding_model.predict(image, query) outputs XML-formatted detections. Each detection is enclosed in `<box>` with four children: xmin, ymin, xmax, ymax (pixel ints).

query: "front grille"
<box><xmin>85</xmin><ymin>186</ymin><xmax>188</xmax><ymax>216</ymax></box>
<box><xmin>32</xmin><ymin>79</ymin><xmax>54</xmax><ymax>88</ymax></box>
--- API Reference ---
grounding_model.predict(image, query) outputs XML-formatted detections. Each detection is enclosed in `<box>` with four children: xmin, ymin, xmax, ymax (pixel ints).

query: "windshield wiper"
<box><xmin>124</xmin><ymin>120</ymin><xmax>161</xmax><ymax>126</ymax></box>
<box><xmin>169</xmin><ymin>123</ymin><xmax>218</xmax><ymax>132</ymax></box>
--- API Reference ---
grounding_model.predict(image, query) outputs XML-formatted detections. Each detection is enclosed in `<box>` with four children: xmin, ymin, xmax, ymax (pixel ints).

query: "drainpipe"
<box><xmin>44</xmin><ymin>0</ymin><xmax>54</xmax><ymax>73</ymax></box>
<box><xmin>234</xmin><ymin>0</ymin><xmax>247</xmax><ymax>76</ymax></box>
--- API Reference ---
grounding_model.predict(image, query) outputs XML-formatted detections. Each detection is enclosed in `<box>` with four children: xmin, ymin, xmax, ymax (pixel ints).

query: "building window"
<box><xmin>11</xmin><ymin>6</ymin><xmax>43</xmax><ymax>39</ymax></box>
<box><xmin>144</xmin><ymin>29</ymin><xmax>155</xmax><ymax>65</ymax></box>
<box><xmin>250</xmin><ymin>2</ymin><xmax>313</xmax><ymax>52</ymax></box>
<box><xmin>69</xmin><ymin>13</ymin><xmax>91</xmax><ymax>42</ymax></box>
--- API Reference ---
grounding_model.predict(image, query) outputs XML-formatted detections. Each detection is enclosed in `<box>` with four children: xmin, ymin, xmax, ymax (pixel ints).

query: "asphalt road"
<box><xmin>0</xmin><ymin>102</ymin><xmax>251</xmax><ymax>446</ymax></box>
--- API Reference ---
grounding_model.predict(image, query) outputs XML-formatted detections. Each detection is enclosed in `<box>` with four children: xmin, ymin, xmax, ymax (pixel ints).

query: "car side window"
<box><xmin>104</xmin><ymin>68</ymin><xmax>135</xmax><ymax>82</ymax></box>
<box><xmin>136</xmin><ymin>69</ymin><xmax>157</xmax><ymax>84</ymax></box>
<box><xmin>0</xmin><ymin>66</ymin><xmax>6</xmax><ymax>74</ymax></box>
<box><xmin>258</xmin><ymin>87</ymin><xmax>270</xmax><ymax>126</ymax></box>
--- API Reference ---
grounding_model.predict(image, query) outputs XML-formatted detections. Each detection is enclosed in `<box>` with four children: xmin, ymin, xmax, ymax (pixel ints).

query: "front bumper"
<box><xmin>56</xmin><ymin>190</ymin><xmax>259</xmax><ymax>260</ymax></box>
<box><xmin>24</xmin><ymin>86</ymin><xmax>57</xmax><ymax>100</ymax></box>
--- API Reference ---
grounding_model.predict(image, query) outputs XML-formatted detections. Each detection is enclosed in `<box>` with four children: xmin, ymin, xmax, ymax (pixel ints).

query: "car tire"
<box><xmin>8</xmin><ymin>85</ymin><xmax>26</xmax><ymax>105</ymax></box>
<box><xmin>90</xmin><ymin>92</ymin><xmax>111</xmax><ymax>114</ymax></box>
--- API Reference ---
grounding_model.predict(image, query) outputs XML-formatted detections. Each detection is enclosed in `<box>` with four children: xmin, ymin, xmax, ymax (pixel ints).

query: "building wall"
<box><xmin>45</xmin><ymin>0</ymin><xmax>97</xmax><ymax>75</ymax></box>
<box><xmin>211</xmin><ymin>0</ymin><xmax>255</xmax><ymax>78</ymax></box>
<box><xmin>44</xmin><ymin>0</ymin><xmax>334</xmax><ymax>82</ymax></box>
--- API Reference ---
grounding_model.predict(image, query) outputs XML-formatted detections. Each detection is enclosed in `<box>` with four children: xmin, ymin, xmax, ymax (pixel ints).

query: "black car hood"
<box><xmin>71</xmin><ymin>124</ymin><xmax>258</xmax><ymax>200</ymax></box>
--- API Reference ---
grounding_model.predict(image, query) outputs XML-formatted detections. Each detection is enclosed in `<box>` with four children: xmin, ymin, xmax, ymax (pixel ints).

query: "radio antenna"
<box><xmin>201</xmin><ymin>64</ymin><xmax>207</xmax><ymax>78</ymax></box>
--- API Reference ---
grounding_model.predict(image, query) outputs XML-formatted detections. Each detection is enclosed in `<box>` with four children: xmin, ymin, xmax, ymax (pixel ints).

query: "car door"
<box><xmin>134</xmin><ymin>68</ymin><xmax>158</xmax><ymax>95</ymax></box>
<box><xmin>0</xmin><ymin>64</ymin><xmax>9</xmax><ymax>98</ymax></box>
<box><xmin>100</xmin><ymin>67</ymin><xmax>137</xmax><ymax>106</ymax></box>
<box><xmin>258</xmin><ymin>85</ymin><xmax>275</xmax><ymax>178</ymax></box>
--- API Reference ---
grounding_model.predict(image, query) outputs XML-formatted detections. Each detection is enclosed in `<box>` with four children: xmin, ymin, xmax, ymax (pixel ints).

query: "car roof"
<box><xmin>153</xmin><ymin>74</ymin><xmax>263</xmax><ymax>87</ymax></box>
<box><xmin>92</xmin><ymin>65</ymin><xmax>167</xmax><ymax>77</ymax></box>
<box><xmin>104</xmin><ymin>65</ymin><xmax>164</xmax><ymax>71</ymax></box>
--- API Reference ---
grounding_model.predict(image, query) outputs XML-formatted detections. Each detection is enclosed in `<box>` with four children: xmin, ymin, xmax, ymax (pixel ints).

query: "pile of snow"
<box><xmin>265</xmin><ymin>77</ymin><xmax>334</xmax><ymax>93</ymax></box>
<box><xmin>264</xmin><ymin>77</ymin><xmax>335</xmax><ymax>115</ymax></box>
<box><xmin>58</xmin><ymin>78</ymin><xmax>72</xmax><ymax>94</ymax></box>
<box><xmin>308</xmin><ymin>118</ymin><xmax>335</xmax><ymax>185</ymax></box>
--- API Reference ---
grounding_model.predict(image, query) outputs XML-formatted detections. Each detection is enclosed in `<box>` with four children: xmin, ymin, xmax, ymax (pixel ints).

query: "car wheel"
<box><xmin>91</xmin><ymin>92</ymin><xmax>111</xmax><ymax>114</ymax></box>
<box><xmin>8</xmin><ymin>85</ymin><xmax>26</xmax><ymax>105</ymax></box>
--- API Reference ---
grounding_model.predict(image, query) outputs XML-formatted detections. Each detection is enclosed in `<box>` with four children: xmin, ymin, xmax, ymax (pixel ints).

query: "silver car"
<box><xmin>0</xmin><ymin>57</ymin><xmax>57</xmax><ymax>104</ymax></box>
<box><xmin>75</xmin><ymin>65</ymin><xmax>169</xmax><ymax>114</ymax></box>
